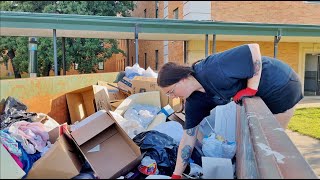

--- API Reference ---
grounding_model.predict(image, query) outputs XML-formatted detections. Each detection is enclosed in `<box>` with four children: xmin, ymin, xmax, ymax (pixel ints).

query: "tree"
<box><xmin>0</xmin><ymin>1</ymin><xmax>135</xmax><ymax>77</ymax></box>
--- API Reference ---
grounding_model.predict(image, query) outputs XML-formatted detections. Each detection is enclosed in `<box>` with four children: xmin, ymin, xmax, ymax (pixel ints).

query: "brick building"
<box><xmin>125</xmin><ymin>1</ymin><xmax>320</xmax><ymax>95</ymax></box>
<box><xmin>1</xmin><ymin>1</ymin><xmax>319</xmax><ymax>95</ymax></box>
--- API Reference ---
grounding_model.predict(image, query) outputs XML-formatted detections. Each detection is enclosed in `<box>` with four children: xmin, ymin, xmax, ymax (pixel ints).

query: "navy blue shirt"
<box><xmin>184</xmin><ymin>44</ymin><xmax>299</xmax><ymax>129</ymax></box>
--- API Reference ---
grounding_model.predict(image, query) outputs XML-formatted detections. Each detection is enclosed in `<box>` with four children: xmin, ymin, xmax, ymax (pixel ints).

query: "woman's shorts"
<box><xmin>262</xmin><ymin>72</ymin><xmax>303</xmax><ymax>114</ymax></box>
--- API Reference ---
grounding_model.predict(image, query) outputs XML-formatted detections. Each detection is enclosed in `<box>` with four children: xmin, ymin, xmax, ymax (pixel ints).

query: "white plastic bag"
<box><xmin>152</xmin><ymin>121</ymin><xmax>183</xmax><ymax>144</ymax></box>
<box><xmin>123</xmin><ymin>104</ymin><xmax>160</xmax><ymax>129</ymax></box>
<box><xmin>125</xmin><ymin>63</ymin><xmax>145</xmax><ymax>79</ymax></box>
<box><xmin>143</xmin><ymin>67</ymin><xmax>158</xmax><ymax>78</ymax></box>
<box><xmin>110</xmin><ymin>111</ymin><xmax>145</xmax><ymax>139</ymax></box>
<box><xmin>202</xmin><ymin>133</ymin><xmax>236</xmax><ymax>159</ymax></box>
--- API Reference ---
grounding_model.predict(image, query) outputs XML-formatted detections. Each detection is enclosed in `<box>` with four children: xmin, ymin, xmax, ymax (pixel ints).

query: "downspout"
<box><xmin>212</xmin><ymin>34</ymin><xmax>216</xmax><ymax>54</ymax></box>
<box><xmin>274</xmin><ymin>30</ymin><xmax>282</xmax><ymax>58</ymax></box>
<box><xmin>62</xmin><ymin>37</ymin><xmax>66</xmax><ymax>75</ymax></box>
<box><xmin>205</xmin><ymin>34</ymin><xmax>209</xmax><ymax>57</ymax></box>
<box><xmin>135</xmin><ymin>24</ymin><xmax>139</xmax><ymax>64</ymax></box>
<box><xmin>53</xmin><ymin>29</ymin><xmax>58</xmax><ymax>76</ymax></box>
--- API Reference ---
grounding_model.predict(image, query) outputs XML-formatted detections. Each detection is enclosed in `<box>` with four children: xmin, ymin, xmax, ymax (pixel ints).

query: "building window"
<box><xmin>155</xmin><ymin>1</ymin><xmax>159</xmax><ymax>18</ymax></box>
<box><xmin>74</xmin><ymin>63</ymin><xmax>79</xmax><ymax>70</ymax></box>
<box><xmin>144</xmin><ymin>53</ymin><xmax>147</xmax><ymax>69</ymax></box>
<box><xmin>155</xmin><ymin>50</ymin><xmax>159</xmax><ymax>70</ymax></box>
<box><xmin>173</xmin><ymin>8</ymin><xmax>179</xmax><ymax>19</ymax></box>
<box><xmin>98</xmin><ymin>61</ymin><xmax>104</xmax><ymax>70</ymax></box>
<box><xmin>144</xmin><ymin>9</ymin><xmax>147</xmax><ymax>18</ymax></box>
<box><xmin>184</xmin><ymin>41</ymin><xmax>188</xmax><ymax>64</ymax></box>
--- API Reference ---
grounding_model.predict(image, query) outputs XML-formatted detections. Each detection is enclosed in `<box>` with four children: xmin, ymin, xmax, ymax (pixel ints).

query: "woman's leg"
<box><xmin>274</xmin><ymin>106</ymin><xmax>296</xmax><ymax>129</ymax></box>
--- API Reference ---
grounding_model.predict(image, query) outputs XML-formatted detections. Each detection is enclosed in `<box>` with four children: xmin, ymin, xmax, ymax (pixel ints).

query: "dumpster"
<box><xmin>0</xmin><ymin>72</ymin><xmax>318</xmax><ymax>179</ymax></box>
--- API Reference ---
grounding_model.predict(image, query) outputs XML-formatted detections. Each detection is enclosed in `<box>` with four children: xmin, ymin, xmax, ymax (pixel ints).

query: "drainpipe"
<box><xmin>205</xmin><ymin>34</ymin><xmax>209</xmax><ymax>57</ymax></box>
<box><xmin>126</xmin><ymin>39</ymin><xmax>130</xmax><ymax>66</ymax></box>
<box><xmin>53</xmin><ymin>29</ymin><xmax>58</xmax><ymax>76</ymax></box>
<box><xmin>62</xmin><ymin>37</ymin><xmax>66</xmax><ymax>75</ymax></box>
<box><xmin>28</xmin><ymin>37</ymin><xmax>38</xmax><ymax>78</ymax></box>
<box><xmin>135</xmin><ymin>24</ymin><xmax>139</xmax><ymax>65</ymax></box>
<box><xmin>274</xmin><ymin>30</ymin><xmax>282</xmax><ymax>58</ymax></box>
<box><xmin>212</xmin><ymin>34</ymin><xmax>216</xmax><ymax>54</ymax></box>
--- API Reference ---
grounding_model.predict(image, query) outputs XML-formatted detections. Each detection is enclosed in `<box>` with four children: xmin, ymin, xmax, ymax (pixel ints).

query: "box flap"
<box><xmin>92</xmin><ymin>85</ymin><xmax>112</xmax><ymax>111</ymax></box>
<box><xmin>66</xmin><ymin>86</ymin><xmax>95</xmax><ymax>123</ymax></box>
<box><xmin>81</xmin><ymin>132</ymin><xmax>139</xmax><ymax>179</ymax></box>
<box><xmin>26</xmin><ymin>134</ymin><xmax>81</xmax><ymax>179</ymax></box>
<box><xmin>71</xmin><ymin>110</ymin><xmax>114</xmax><ymax>146</ymax></box>
<box><xmin>0</xmin><ymin>144</ymin><xmax>26</xmax><ymax>179</ymax></box>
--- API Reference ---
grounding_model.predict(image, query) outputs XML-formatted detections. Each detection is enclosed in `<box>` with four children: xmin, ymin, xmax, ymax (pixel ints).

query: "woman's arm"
<box><xmin>172</xmin><ymin>126</ymin><xmax>199</xmax><ymax>178</ymax></box>
<box><xmin>233</xmin><ymin>43</ymin><xmax>262</xmax><ymax>103</ymax></box>
<box><xmin>247</xmin><ymin>43</ymin><xmax>262</xmax><ymax>90</ymax></box>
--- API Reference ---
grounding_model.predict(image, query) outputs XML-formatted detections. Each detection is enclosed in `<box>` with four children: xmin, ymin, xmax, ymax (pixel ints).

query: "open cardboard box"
<box><xmin>131</xmin><ymin>76</ymin><xmax>182</xmax><ymax>111</ymax></box>
<box><xmin>97</xmin><ymin>81</ymin><xmax>128</xmax><ymax>102</ymax></box>
<box><xmin>112</xmin><ymin>91</ymin><xmax>167</xmax><ymax>132</ymax></box>
<box><xmin>70</xmin><ymin>110</ymin><xmax>143</xmax><ymax>179</ymax></box>
<box><xmin>26</xmin><ymin>124</ymin><xmax>82</xmax><ymax>179</ymax></box>
<box><xmin>66</xmin><ymin>85</ymin><xmax>112</xmax><ymax>124</ymax></box>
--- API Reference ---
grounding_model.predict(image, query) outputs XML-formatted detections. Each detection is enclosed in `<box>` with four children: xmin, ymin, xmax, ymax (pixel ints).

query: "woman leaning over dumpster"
<box><xmin>157</xmin><ymin>44</ymin><xmax>303</xmax><ymax>179</ymax></box>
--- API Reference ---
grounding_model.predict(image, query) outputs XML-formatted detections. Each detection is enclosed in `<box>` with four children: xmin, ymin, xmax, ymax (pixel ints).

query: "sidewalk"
<box><xmin>287</xmin><ymin>96</ymin><xmax>320</xmax><ymax>177</ymax></box>
<box><xmin>296</xmin><ymin>96</ymin><xmax>320</xmax><ymax>109</ymax></box>
<box><xmin>286</xmin><ymin>130</ymin><xmax>320</xmax><ymax>177</ymax></box>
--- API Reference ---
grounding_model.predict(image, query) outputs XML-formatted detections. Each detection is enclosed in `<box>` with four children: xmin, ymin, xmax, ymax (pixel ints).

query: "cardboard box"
<box><xmin>26</xmin><ymin>124</ymin><xmax>82</xmax><ymax>179</ymax></box>
<box><xmin>131</xmin><ymin>76</ymin><xmax>181</xmax><ymax>112</ymax></box>
<box><xmin>70</xmin><ymin>110</ymin><xmax>142</xmax><ymax>179</ymax></box>
<box><xmin>66</xmin><ymin>85</ymin><xmax>112</xmax><ymax>124</ymax></box>
<box><xmin>110</xmin><ymin>99</ymin><xmax>125</xmax><ymax>111</ymax></box>
<box><xmin>113</xmin><ymin>91</ymin><xmax>161</xmax><ymax>117</ymax></box>
<box><xmin>0</xmin><ymin>143</ymin><xmax>26</xmax><ymax>179</ymax></box>
<box><xmin>97</xmin><ymin>81</ymin><xmax>128</xmax><ymax>102</ymax></box>
<box><xmin>117</xmin><ymin>77</ymin><xmax>133</xmax><ymax>94</ymax></box>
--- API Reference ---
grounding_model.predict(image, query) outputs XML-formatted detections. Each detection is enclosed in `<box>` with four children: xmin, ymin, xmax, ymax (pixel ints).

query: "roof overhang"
<box><xmin>1</xmin><ymin>11</ymin><xmax>320</xmax><ymax>42</ymax></box>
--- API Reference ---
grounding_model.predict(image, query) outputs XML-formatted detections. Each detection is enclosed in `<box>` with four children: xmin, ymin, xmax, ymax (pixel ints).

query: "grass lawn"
<box><xmin>288</xmin><ymin>107</ymin><xmax>320</xmax><ymax>140</ymax></box>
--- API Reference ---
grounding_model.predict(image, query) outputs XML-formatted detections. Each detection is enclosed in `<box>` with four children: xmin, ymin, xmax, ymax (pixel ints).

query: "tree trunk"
<box><xmin>7</xmin><ymin>50</ymin><xmax>21</xmax><ymax>78</ymax></box>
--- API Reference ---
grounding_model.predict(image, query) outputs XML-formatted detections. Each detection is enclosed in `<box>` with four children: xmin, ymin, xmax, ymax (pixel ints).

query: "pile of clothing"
<box><xmin>0</xmin><ymin>97</ymin><xmax>53</xmax><ymax>178</ymax></box>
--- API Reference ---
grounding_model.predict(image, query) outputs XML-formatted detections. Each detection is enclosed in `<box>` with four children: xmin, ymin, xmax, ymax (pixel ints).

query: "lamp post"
<box><xmin>28</xmin><ymin>37</ymin><xmax>38</xmax><ymax>77</ymax></box>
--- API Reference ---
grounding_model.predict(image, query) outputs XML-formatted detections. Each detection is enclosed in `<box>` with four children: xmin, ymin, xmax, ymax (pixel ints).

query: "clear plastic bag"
<box><xmin>202</xmin><ymin>133</ymin><xmax>236</xmax><ymax>159</ymax></box>
<box><xmin>123</xmin><ymin>104</ymin><xmax>160</xmax><ymax>129</ymax></box>
<box><xmin>125</xmin><ymin>63</ymin><xmax>145</xmax><ymax>79</ymax></box>
<box><xmin>143</xmin><ymin>67</ymin><xmax>158</xmax><ymax>78</ymax></box>
<box><xmin>110</xmin><ymin>111</ymin><xmax>145</xmax><ymax>139</ymax></box>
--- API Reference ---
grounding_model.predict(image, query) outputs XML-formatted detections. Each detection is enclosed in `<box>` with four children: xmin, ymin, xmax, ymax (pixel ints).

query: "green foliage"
<box><xmin>288</xmin><ymin>108</ymin><xmax>320</xmax><ymax>139</ymax></box>
<box><xmin>0</xmin><ymin>1</ymin><xmax>135</xmax><ymax>77</ymax></box>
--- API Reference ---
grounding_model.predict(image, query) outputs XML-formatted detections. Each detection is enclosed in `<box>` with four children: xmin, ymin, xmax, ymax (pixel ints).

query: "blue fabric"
<box><xmin>18</xmin><ymin>142</ymin><xmax>41</xmax><ymax>178</ymax></box>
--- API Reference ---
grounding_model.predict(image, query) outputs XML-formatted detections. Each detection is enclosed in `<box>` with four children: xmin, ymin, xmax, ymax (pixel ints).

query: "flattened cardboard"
<box><xmin>26</xmin><ymin>125</ymin><xmax>82</xmax><ymax>179</ymax></box>
<box><xmin>97</xmin><ymin>81</ymin><xmax>127</xmax><ymax>102</ymax></box>
<box><xmin>70</xmin><ymin>111</ymin><xmax>142</xmax><ymax>179</ymax></box>
<box><xmin>0</xmin><ymin>143</ymin><xmax>26</xmax><ymax>179</ymax></box>
<box><xmin>131</xmin><ymin>76</ymin><xmax>181</xmax><ymax>111</ymax></box>
<box><xmin>110</xmin><ymin>100</ymin><xmax>125</xmax><ymax>111</ymax></box>
<box><xmin>71</xmin><ymin>110</ymin><xmax>114</xmax><ymax>146</ymax></box>
<box><xmin>66</xmin><ymin>85</ymin><xmax>111</xmax><ymax>124</ymax></box>
<box><xmin>117</xmin><ymin>77</ymin><xmax>133</xmax><ymax>94</ymax></box>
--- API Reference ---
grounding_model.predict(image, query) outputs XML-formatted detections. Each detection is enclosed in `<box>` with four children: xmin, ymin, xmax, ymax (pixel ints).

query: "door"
<box><xmin>304</xmin><ymin>54</ymin><xmax>319</xmax><ymax>96</ymax></box>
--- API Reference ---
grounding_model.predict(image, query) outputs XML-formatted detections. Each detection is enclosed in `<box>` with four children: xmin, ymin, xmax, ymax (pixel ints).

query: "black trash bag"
<box><xmin>0</xmin><ymin>96</ymin><xmax>35</xmax><ymax>130</ymax></box>
<box><xmin>2</xmin><ymin>96</ymin><xmax>27</xmax><ymax>115</ymax></box>
<box><xmin>133</xmin><ymin>130</ymin><xmax>190</xmax><ymax>176</ymax></box>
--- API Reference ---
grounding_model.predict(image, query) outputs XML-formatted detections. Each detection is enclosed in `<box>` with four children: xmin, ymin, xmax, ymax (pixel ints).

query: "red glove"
<box><xmin>171</xmin><ymin>174</ymin><xmax>182</xmax><ymax>179</ymax></box>
<box><xmin>233</xmin><ymin>87</ymin><xmax>258</xmax><ymax>104</ymax></box>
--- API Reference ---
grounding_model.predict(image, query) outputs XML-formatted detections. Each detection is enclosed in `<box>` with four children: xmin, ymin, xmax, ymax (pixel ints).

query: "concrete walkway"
<box><xmin>286</xmin><ymin>130</ymin><xmax>320</xmax><ymax>177</ymax></box>
<box><xmin>286</xmin><ymin>96</ymin><xmax>320</xmax><ymax>177</ymax></box>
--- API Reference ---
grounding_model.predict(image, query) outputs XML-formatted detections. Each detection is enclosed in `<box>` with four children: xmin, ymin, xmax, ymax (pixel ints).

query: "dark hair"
<box><xmin>157</xmin><ymin>62</ymin><xmax>194</xmax><ymax>87</ymax></box>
